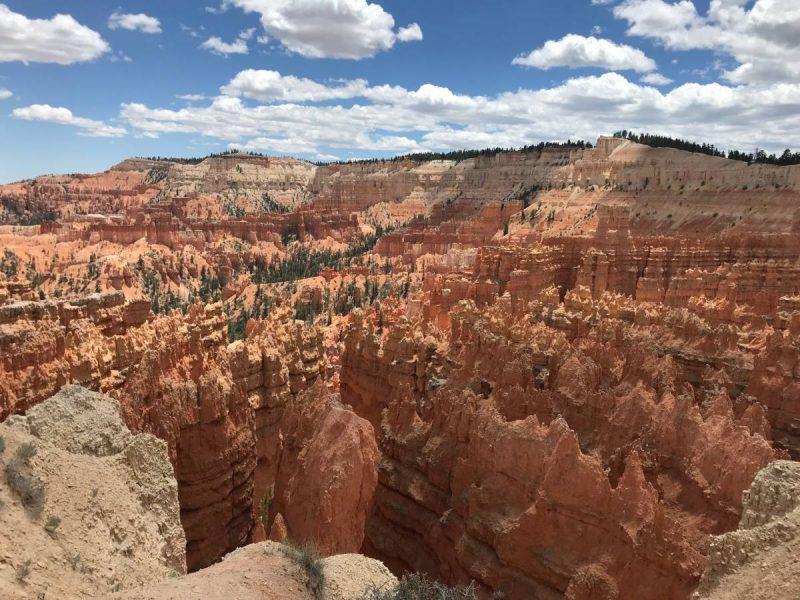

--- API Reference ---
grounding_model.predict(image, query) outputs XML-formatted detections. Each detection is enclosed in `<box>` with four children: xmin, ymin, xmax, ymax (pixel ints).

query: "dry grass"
<box><xmin>360</xmin><ymin>573</ymin><xmax>478</xmax><ymax>600</ymax></box>
<box><xmin>280</xmin><ymin>541</ymin><xmax>326</xmax><ymax>599</ymax></box>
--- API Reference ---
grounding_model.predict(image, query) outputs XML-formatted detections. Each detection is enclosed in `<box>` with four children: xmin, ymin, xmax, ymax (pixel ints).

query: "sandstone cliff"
<box><xmin>341</xmin><ymin>300</ymin><xmax>777</xmax><ymax>598</ymax></box>
<box><xmin>2</xmin><ymin>138</ymin><xmax>800</xmax><ymax>598</ymax></box>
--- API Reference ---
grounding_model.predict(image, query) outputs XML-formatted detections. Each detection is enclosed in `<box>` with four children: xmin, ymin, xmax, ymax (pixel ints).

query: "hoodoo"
<box><xmin>2</xmin><ymin>136</ymin><xmax>799</xmax><ymax>597</ymax></box>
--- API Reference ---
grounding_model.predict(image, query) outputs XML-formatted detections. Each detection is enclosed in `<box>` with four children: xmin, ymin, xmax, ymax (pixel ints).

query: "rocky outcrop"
<box><xmin>271</xmin><ymin>381</ymin><xmax>379</xmax><ymax>555</ymax></box>
<box><xmin>116</xmin><ymin>305</ymin><xmax>258</xmax><ymax>571</ymax></box>
<box><xmin>0</xmin><ymin>384</ymin><xmax>395</xmax><ymax>600</ymax></box>
<box><xmin>155</xmin><ymin>155</ymin><xmax>316</xmax><ymax>213</ymax></box>
<box><xmin>0</xmin><ymin>385</ymin><xmax>185</xmax><ymax>599</ymax></box>
<box><xmin>0</xmin><ymin>170</ymin><xmax>158</xmax><ymax>223</ymax></box>
<box><xmin>115</xmin><ymin>542</ymin><xmax>398</xmax><ymax>600</ymax></box>
<box><xmin>694</xmin><ymin>460</ymin><xmax>800</xmax><ymax>600</ymax></box>
<box><xmin>341</xmin><ymin>300</ymin><xmax>777</xmax><ymax>598</ymax></box>
<box><xmin>2</xmin><ymin>137</ymin><xmax>800</xmax><ymax>598</ymax></box>
<box><xmin>0</xmin><ymin>291</ymin><xmax>151</xmax><ymax>417</ymax></box>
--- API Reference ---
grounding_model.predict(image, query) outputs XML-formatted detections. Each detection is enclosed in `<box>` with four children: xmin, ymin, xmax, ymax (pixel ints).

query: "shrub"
<box><xmin>280</xmin><ymin>541</ymin><xmax>325</xmax><ymax>599</ymax></box>
<box><xmin>360</xmin><ymin>573</ymin><xmax>478</xmax><ymax>600</ymax></box>
<box><xmin>16</xmin><ymin>443</ymin><xmax>37</xmax><ymax>462</ymax></box>
<box><xmin>15</xmin><ymin>559</ymin><xmax>31</xmax><ymax>582</ymax></box>
<box><xmin>45</xmin><ymin>515</ymin><xmax>61</xmax><ymax>535</ymax></box>
<box><xmin>0</xmin><ymin>435</ymin><xmax>5</xmax><ymax>455</ymax></box>
<box><xmin>5</xmin><ymin>444</ymin><xmax>45</xmax><ymax>515</ymax></box>
<box><xmin>67</xmin><ymin>554</ymin><xmax>81</xmax><ymax>571</ymax></box>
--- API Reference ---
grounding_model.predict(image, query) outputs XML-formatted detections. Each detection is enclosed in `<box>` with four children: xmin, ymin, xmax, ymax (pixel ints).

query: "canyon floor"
<box><xmin>1</xmin><ymin>136</ymin><xmax>799</xmax><ymax>598</ymax></box>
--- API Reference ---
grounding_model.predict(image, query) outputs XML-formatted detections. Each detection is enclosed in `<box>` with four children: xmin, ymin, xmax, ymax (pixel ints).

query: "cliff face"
<box><xmin>340</xmin><ymin>295</ymin><xmax>777</xmax><ymax>598</ymax></box>
<box><xmin>0</xmin><ymin>292</ymin><xmax>373</xmax><ymax>571</ymax></box>
<box><xmin>2</xmin><ymin>138</ymin><xmax>800</xmax><ymax>597</ymax></box>
<box><xmin>0</xmin><ymin>170</ymin><xmax>158</xmax><ymax>224</ymax></box>
<box><xmin>271</xmin><ymin>381</ymin><xmax>379</xmax><ymax>555</ymax></box>
<box><xmin>0</xmin><ymin>385</ymin><xmax>397</xmax><ymax>600</ymax></box>
<box><xmin>156</xmin><ymin>155</ymin><xmax>317</xmax><ymax>214</ymax></box>
<box><xmin>0</xmin><ymin>290</ymin><xmax>150</xmax><ymax>416</ymax></box>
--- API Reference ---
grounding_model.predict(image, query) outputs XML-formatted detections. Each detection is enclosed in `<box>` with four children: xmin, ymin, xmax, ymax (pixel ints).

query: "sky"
<box><xmin>1</xmin><ymin>0</ymin><xmax>800</xmax><ymax>182</ymax></box>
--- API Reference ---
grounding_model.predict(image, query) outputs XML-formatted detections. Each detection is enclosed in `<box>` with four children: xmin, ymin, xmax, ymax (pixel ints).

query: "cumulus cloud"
<box><xmin>108</xmin><ymin>12</ymin><xmax>162</xmax><ymax>34</ymax></box>
<box><xmin>641</xmin><ymin>72</ymin><xmax>673</xmax><ymax>86</ymax></box>
<box><xmin>397</xmin><ymin>23</ymin><xmax>423</xmax><ymax>43</ymax></box>
<box><xmin>200</xmin><ymin>29</ymin><xmax>253</xmax><ymax>55</ymax></box>
<box><xmin>221</xmin><ymin>69</ymin><xmax>371</xmax><ymax>102</ymax></box>
<box><xmin>0</xmin><ymin>88</ymin><xmax>11</xmax><ymax>100</ymax></box>
<box><xmin>117</xmin><ymin>68</ymin><xmax>800</xmax><ymax>161</ymax></box>
<box><xmin>0</xmin><ymin>4</ymin><xmax>109</xmax><ymax>64</ymax></box>
<box><xmin>513</xmin><ymin>34</ymin><xmax>656</xmax><ymax>72</ymax></box>
<box><xmin>13</xmin><ymin>104</ymin><xmax>126</xmax><ymax>137</ymax></box>
<box><xmin>614</xmin><ymin>0</ymin><xmax>800</xmax><ymax>84</ymax></box>
<box><xmin>220</xmin><ymin>0</ymin><xmax>422</xmax><ymax>59</ymax></box>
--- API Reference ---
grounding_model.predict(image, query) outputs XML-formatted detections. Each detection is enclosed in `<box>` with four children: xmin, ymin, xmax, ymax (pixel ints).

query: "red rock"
<box><xmin>273</xmin><ymin>380</ymin><xmax>379</xmax><ymax>555</ymax></box>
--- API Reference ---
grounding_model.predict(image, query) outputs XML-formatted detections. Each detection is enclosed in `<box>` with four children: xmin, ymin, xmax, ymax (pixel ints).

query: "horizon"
<box><xmin>8</xmin><ymin>131</ymin><xmax>799</xmax><ymax>184</ymax></box>
<box><xmin>3</xmin><ymin>1</ymin><xmax>800</xmax><ymax>182</ymax></box>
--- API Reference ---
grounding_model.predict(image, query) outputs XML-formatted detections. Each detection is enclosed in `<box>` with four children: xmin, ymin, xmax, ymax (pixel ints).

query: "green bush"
<box><xmin>16</xmin><ymin>442</ymin><xmax>37</xmax><ymax>462</ymax></box>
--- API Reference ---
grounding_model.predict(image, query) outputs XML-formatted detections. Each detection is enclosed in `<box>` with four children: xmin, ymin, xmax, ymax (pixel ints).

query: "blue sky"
<box><xmin>1</xmin><ymin>0</ymin><xmax>799</xmax><ymax>182</ymax></box>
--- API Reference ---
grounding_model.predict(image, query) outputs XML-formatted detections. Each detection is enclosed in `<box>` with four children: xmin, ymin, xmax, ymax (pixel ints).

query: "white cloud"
<box><xmin>513</xmin><ymin>34</ymin><xmax>656</xmax><ymax>72</ymax></box>
<box><xmin>181</xmin><ymin>24</ymin><xmax>204</xmax><ymax>39</ymax></box>
<box><xmin>13</xmin><ymin>104</ymin><xmax>126</xmax><ymax>138</ymax></box>
<box><xmin>220</xmin><ymin>0</ymin><xmax>422</xmax><ymax>59</ymax></box>
<box><xmin>118</xmin><ymin>68</ymin><xmax>800</xmax><ymax>161</ymax></box>
<box><xmin>0</xmin><ymin>88</ymin><xmax>11</xmax><ymax>100</ymax></box>
<box><xmin>200</xmin><ymin>29</ymin><xmax>253</xmax><ymax>55</ymax></box>
<box><xmin>0</xmin><ymin>4</ymin><xmax>109</xmax><ymax>65</ymax></box>
<box><xmin>641</xmin><ymin>72</ymin><xmax>673</xmax><ymax>86</ymax></box>
<box><xmin>177</xmin><ymin>94</ymin><xmax>209</xmax><ymax>102</ymax></box>
<box><xmin>221</xmin><ymin>69</ymin><xmax>370</xmax><ymax>102</ymax></box>
<box><xmin>397</xmin><ymin>23</ymin><xmax>423</xmax><ymax>43</ymax></box>
<box><xmin>108</xmin><ymin>12</ymin><xmax>162</xmax><ymax>34</ymax></box>
<box><xmin>614</xmin><ymin>0</ymin><xmax>800</xmax><ymax>85</ymax></box>
<box><xmin>109</xmin><ymin>51</ymin><xmax>133</xmax><ymax>63</ymax></box>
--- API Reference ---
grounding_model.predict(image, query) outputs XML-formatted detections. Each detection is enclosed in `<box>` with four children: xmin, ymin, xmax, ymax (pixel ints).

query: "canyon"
<box><xmin>1</xmin><ymin>136</ymin><xmax>799</xmax><ymax>598</ymax></box>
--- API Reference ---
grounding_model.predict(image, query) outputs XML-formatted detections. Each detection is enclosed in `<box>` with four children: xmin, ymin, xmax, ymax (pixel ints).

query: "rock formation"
<box><xmin>0</xmin><ymin>385</ymin><xmax>185</xmax><ymax>599</ymax></box>
<box><xmin>1</xmin><ymin>138</ymin><xmax>800</xmax><ymax>598</ymax></box>
<box><xmin>694</xmin><ymin>460</ymin><xmax>800</xmax><ymax>600</ymax></box>
<box><xmin>115</xmin><ymin>542</ymin><xmax>398</xmax><ymax>600</ymax></box>
<box><xmin>0</xmin><ymin>385</ymin><xmax>400</xmax><ymax>600</ymax></box>
<box><xmin>341</xmin><ymin>299</ymin><xmax>777</xmax><ymax>598</ymax></box>
<box><xmin>271</xmin><ymin>381</ymin><xmax>379</xmax><ymax>555</ymax></box>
